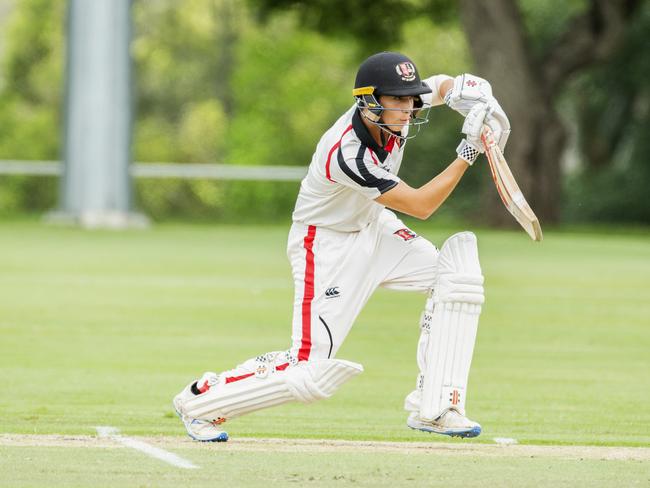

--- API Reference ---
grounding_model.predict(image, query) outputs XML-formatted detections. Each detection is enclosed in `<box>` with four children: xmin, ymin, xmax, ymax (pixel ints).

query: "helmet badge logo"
<box><xmin>395</xmin><ymin>62</ymin><xmax>416</xmax><ymax>81</ymax></box>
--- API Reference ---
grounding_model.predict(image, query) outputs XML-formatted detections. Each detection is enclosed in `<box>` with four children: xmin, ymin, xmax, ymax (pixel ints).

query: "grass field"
<box><xmin>0</xmin><ymin>219</ymin><xmax>649</xmax><ymax>487</ymax></box>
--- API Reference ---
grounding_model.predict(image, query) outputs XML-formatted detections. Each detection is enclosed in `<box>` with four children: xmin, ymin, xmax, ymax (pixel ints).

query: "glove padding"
<box><xmin>484</xmin><ymin>99</ymin><xmax>510</xmax><ymax>152</ymax></box>
<box><xmin>446</xmin><ymin>74</ymin><xmax>511</xmax><ymax>152</ymax></box>
<box><xmin>462</xmin><ymin>103</ymin><xmax>489</xmax><ymax>152</ymax></box>
<box><xmin>458</xmin><ymin>102</ymin><xmax>500</xmax><ymax>166</ymax></box>
<box><xmin>444</xmin><ymin>74</ymin><xmax>493</xmax><ymax>117</ymax></box>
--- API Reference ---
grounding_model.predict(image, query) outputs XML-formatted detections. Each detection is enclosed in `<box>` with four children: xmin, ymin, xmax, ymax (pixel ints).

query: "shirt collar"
<box><xmin>352</xmin><ymin>109</ymin><xmax>389</xmax><ymax>161</ymax></box>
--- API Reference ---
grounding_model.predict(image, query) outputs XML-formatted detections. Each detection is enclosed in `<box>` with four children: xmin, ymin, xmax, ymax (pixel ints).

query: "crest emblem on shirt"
<box><xmin>394</xmin><ymin>228</ymin><xmax>418</xmax><ymax>241</ymax></box>
<box><xmin>395</xmin><ymin>62</ymin><xmax>416</xmax><ymax>82</ymax></box>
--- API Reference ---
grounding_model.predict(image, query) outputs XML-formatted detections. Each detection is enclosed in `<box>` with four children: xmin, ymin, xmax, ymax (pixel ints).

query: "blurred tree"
<box><xmin>227</xmin><ymin>12</ymin><xmax>355</xmax><ymax>167</ymax></box>
<box><xmin>132</xmin><ymin>0</ymin><xmax>239</xmax><ymax>162</ymax></box>
<box><xmin>131</xmin><ymin>1</ymin><xmax>358</xmax><ymax>219</ymax></box>
<box><xmin>0</xmin><ymin>0</ymin><xmax>63</xmax><ymax>160</ymax></box>
<box><xmin>131</xmin><ymin>0</ymin><xmax>244</xmax><ymax>218</ymax></box>
<box><xmin>1</xmin><ymin>0</ymin><xmax>645</xmax><ymax>223</ymax></box>
<box><xmin>459</xmin><ymin>0</ymin><xmax>641</xmax><ymax>224</ymax></box>
<box><xmin>253</xmin><ymin>0</ymin><xmax>643</xmax><ymax>225</ymax></box>
<box><xmin>223</xmin><ymin>11</ymin><xmax>360</xmax><ymax>221</ymax></box>
<box><xmin>563</xmin><ymin>2</ymin><xmax>650</xmax><ymax>223</ymax></box>
<box><xmin>0</xmin><ymin>0</ymin><xmax>64</xmax><ymax>213</ymax></box>
<box><xmin>573</xmin><ymin>2</ymin><xmax>650</xmax><ymax>173</ymax></box>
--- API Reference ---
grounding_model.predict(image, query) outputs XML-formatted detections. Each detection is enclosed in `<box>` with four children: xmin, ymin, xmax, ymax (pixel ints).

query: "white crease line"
<box><xmin>96</xmin><ymin>426</ymin><xmax>199</xmax><ymax>469</ymax></box>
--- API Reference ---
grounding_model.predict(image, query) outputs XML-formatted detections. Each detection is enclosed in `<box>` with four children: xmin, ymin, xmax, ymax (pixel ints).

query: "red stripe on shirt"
<box><xmin>325</xmin><ymin>124</ymin><xmax>353</xmax><ymax>182</ymax></box>
<box><xmin>298</xmin><ymin>225</ymin><xmax>317</xmax><ymax>361</ymax></box>
<box><xmin>368</xmin><ymin>148</ymin><xmax>379</xmax><ymax>166</ymax></box>
<box><xmin>384</xmin><ymin>135</ymin><xmax>396</xmax><ymax>153</ymax></box>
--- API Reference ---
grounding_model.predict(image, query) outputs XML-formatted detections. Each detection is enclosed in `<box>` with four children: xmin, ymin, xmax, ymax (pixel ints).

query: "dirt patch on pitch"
<box><xmin>228</xmin><ymin>437</ymin><xmax>650</xmax><ymax>461</ymax></box>
<box><xmin>0</xmin><ymin>434</ymin><xmax>119</xmax><ymax>449</ymax></box>
<box><xmin>1</xmin><ymin>434</ymin><xmax>649</xmax><ymax>461</ymax></box>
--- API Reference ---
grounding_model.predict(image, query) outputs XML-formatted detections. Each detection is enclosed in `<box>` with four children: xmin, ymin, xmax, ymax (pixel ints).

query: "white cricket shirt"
<box><xmin>292</xmin><ymin>105</ymin><xmax>406</xmax><ymax>232</ymax></box>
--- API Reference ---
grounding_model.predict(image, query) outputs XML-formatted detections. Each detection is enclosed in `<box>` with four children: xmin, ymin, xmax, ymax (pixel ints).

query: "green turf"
<box><xmin>2</xmin><ymin>444</ymin><xmax>650</xmax><ymax>488</ymax></box>
<box><xmin>0</xmin><ymin>220</ymin><xmax>649</xmax><ymax>450</ymax></box>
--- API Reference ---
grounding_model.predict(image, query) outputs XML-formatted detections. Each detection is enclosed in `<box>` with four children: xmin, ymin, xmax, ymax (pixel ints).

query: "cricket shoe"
<box><xmin>173</xmin><ymin>379</ymin><xmax>228</xmax><ymax>443</ymax></box>
<box><xmin>178</xmin><ymin>416</ymin><xmax>229</xmax><ymax>442</ymax></box>
<box><xmin>407</xmin><ymin>408</ymin><xmax>481</xmax><ymax>438</ymax></box>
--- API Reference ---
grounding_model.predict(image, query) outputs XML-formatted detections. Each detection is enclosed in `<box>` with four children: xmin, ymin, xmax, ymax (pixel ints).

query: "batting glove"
<box><xmin>457</xmin><ymin>103</ymin><xmax>489</xmax><ymax>165</ymax></box>
<box><xmin>483</xmin><ymin>99</ymin><xmax>511</xmax><ymax>152</ymax></box>
<box><xmin>444</xmin><ymin>74</ymin><xmax>493</xmax><ymax>117</ymax></box>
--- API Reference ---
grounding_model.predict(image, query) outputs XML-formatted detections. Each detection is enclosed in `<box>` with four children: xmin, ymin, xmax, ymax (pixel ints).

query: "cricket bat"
<box><xmin>481</xmin><ymin>127</ymin><xmax>543</xmax><ymax>242</ymax></box>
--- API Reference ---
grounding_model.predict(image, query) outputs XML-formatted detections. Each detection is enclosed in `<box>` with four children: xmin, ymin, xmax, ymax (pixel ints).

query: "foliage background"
<box><xmin>0</xmin><ymin>0</ymin><xmax>648</xmax><ymax>224</ymax></box>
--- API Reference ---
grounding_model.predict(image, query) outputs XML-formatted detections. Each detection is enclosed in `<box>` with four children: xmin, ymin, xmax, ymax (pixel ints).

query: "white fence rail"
<box><xmin>0</xmin><ymin>160</ymin><xmax>307</xmax><ymax>181</ymax></box>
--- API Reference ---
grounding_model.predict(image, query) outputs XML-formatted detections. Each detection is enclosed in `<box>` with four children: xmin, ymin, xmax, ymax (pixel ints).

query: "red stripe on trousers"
<box><xmin>298</xmin><ymin>225</ymin><xmax>317</xmax><ymax>361</ymax></box>
<box><xmin>224</xmin><ymin>362</ymin><xmax>290</xmax><ymax>384</ymax></box>
<box><xmin>225</xmin><ymin>372</ymin><xmax>255</xmax><ymax>384</ymax></box>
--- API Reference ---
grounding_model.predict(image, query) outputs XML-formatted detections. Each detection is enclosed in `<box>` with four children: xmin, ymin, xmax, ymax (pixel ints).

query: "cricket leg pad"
<box><xmin>413</xmin><ymin>232</ymin><xmax>484</xmax><ymax>422</ymax></box>
<box><xmin>174</xmin><ymin>351</ymin><xmax>363</xmax><ymax>424</ymax></box>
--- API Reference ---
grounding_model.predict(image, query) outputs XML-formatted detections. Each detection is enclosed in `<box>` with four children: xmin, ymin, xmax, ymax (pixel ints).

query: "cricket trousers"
<box><xmin>288</xmin><ymin>209</ymin><xmax>438</xmax><ymax>361</ymax></box>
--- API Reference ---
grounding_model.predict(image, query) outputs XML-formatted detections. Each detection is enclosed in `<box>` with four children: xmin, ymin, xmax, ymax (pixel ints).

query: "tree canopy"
<box><xmin>0</xmin><ymin>0</ymin><xmax>648</xmax><ymax>224</ymax></box>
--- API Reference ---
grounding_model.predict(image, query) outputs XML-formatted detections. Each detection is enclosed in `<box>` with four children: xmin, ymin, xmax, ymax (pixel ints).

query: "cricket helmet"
<box><xmin>353</xmin><ymin>52</ymin><xmax>432</xmax><ymax>132</ymax></box>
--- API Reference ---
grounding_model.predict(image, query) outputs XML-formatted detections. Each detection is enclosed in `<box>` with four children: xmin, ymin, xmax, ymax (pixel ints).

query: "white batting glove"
<box><xmin>483</xmin><ymin>99</ymin><xmax>511</xmax><ymax>152</ymax></box>
<box><xmin>445</xmin><ymin>74</ymin><xmax>512</xmax><ymax>152</ymax></box>
<box><xmin>444</xmin><ymin>74</ymin><xmax>493</xmax><ymax>117</ymax></box>
<box><xmin>457</xmin><ymin>103</ymin><xmax>488</xmax><ymax>165</ymax></box>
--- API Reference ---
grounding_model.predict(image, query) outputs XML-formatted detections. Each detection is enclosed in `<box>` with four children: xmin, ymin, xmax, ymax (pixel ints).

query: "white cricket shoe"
<box><xmin>407</xmin><ymin>408</ymin><xmax>481</xmax><ymax>438</ymax></box>
<box><xmin>173</xmin><ymin>380</ymin><xmax>228</xmax><ymax>443</ymax></box>
<box><xmin>178</xmin><ymin>416</ymin><xmax>229</xmax><ymax>442</ymax></box>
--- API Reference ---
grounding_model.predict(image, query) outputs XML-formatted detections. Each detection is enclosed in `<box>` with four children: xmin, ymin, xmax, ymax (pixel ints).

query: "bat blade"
<box><xmin>481</xmin><ymin>128</ymin><xmax>543</xmax><ymax>242</ymax></box>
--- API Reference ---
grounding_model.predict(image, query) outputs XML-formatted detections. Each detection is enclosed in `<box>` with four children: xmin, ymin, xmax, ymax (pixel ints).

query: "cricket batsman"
<box><xmin>173</xmin><ymin>52</ymin><xmax>511</xmax><ymax>442</ymax></box>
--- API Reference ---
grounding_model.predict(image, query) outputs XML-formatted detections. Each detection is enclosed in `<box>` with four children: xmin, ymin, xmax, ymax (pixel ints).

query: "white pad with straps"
<box><xmin>177</xmin><ymin>352</ymin><xmax>363</xmax><ymax>422</ymax></box>
<box><xmin>416</xmin><ymin>232</ymin><xmax>484</xmax><ymax>422</ymax></box>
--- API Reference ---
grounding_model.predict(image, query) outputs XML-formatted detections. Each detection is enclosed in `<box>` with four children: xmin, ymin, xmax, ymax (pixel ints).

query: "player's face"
<box><xmin>379</xmin><ymin>95</ymin><xmax>416</xmax><ymax>132</ymax></box>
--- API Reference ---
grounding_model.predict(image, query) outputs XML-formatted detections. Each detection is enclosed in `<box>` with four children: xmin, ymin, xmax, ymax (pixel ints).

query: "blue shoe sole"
<box><xmin>188</xmin><ymin>431</ymin><xmax>229</xmax><ymax>443</ymax></box>
<box><xmin>174</xmin><ymin>404</ymin><xmax>229</xmax><ymax>442</ymax></box>
<box><xmin>408</xmin><ymin>424</ymin><xmax>482</xmax><ymax>438</ymax></box>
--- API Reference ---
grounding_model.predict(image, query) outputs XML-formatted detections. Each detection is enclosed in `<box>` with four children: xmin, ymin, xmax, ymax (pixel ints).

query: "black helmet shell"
<box><xmin>353</xmin><ymin>52</ymin><xmax>432</xmax><ymax>98</ymax></box>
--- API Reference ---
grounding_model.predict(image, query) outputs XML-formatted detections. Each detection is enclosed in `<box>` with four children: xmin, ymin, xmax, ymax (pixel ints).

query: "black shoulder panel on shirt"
<box><xmin>337</xmin><ymin>145</ymin><xmax>367</xmax><ymax>186</ymax></box>
<box><xmin>337</xmin><ymin>145</ymin><xmax>397</xmax><ymax>194</ymax></box>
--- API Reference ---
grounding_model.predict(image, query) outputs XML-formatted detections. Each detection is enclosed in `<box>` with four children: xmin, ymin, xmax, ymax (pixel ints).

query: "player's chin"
<box><xmin>387</xmin><ymin>122</ymin><xmax>408</xmax><ymax>132</ymax></box>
